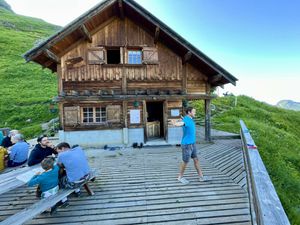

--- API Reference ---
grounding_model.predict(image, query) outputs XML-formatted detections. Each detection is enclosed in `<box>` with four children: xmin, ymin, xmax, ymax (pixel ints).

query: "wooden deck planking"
<box><xmin>0</xmin><ymin>140</ymin><xmax>252</xmax><ymax>225</ymax></box>
<box><xmin>200</xmin><ymin>140</ymin><xmax>248</xmax><ymax>190</ymax></box>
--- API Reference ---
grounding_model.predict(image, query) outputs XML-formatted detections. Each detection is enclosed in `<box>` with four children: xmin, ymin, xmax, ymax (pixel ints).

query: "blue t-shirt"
<box><xmin>28</xmin><ymin>165</ymin><xmax>59</xmax><ymax>192</ymax></box>
<box><xmin>10</xmin><ymin>141</ymin><xmax>29</xmax><ymax>163</ymax></box>
<box><xmin>181</xmin><ymin>115</ymin><xmax>196</xmax><ymax>145</ymax></box>
<box><xmin>57</xmin><ymin>146</ymin><xmax>90</xmax><ymax>182</ymax></box>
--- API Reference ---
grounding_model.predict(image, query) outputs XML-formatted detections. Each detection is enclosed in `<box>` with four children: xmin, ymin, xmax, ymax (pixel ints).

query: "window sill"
<box><xmin>101</xmin><ymin>64</ymin><xmax>145</xmax><ymax>68</ymax></box>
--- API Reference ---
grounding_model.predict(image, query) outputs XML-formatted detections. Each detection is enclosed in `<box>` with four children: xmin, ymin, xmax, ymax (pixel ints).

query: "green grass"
<box><xmin>0</xmin><ymin>8</ymin><xmax>60</xmax><ymax>138</ymax></box>
<box><xmin>193</xmin><ymin>95</ymin><xmax>300</xmax><ymax>224</ymax></box>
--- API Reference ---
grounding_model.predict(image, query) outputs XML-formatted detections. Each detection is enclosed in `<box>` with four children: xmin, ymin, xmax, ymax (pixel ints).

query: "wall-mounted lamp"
<box><xmin>133</xmin><ymin>101</ymin><xmax>140</xmax><ymax>108</ymax></box>
<box><xmin>182</xmin><ymin>99</ymin><xmax>189</xmax><ymax>108</ymax></box>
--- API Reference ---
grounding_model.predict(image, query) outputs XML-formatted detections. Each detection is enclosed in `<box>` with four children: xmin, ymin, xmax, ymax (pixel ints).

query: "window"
<box><xmin>128</xmin><ymin>50</ymin><xmax>142</xmax><ymax>64</ymax></box>
<box><xmin>82</xmin><ymin>107</ymin><xmax>106</xmax><ymax>123</ymax></box>
<box><xmin>107</xmin><ymin>49</ymin><xmax>120</xmax><ymax>64</ymax></box>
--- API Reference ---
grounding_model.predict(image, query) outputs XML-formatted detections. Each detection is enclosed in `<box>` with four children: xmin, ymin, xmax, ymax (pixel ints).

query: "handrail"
<box><xmin>240</xmin><ymin>120</ymin><xmax>290</xmax><ymax>225</ymax></box>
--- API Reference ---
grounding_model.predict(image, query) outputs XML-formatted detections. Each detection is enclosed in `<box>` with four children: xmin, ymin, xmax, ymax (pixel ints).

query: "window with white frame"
<box><xmin>128</xmin><ymin>50</ymin><xmax>142</xmax><ymax>64</ymax></box>
<box><xmin>82</xmin><ymin>107</ymin><xmax>106</xmax><ymax>123</ymax></box>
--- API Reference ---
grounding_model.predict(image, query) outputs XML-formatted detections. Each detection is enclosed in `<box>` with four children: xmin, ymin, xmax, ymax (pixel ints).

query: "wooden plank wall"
<box><xmin>60</xmin><ymin>17</ymin><xmax>208</xmax><ymax>94</ymax></box>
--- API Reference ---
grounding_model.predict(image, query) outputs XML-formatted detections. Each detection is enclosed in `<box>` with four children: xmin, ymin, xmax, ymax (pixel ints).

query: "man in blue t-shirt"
<box><xmin>56</xmin><ymin>142</ymin><xmax>90</xmax><ymax>196</ymax></box>
<box><xmin>176</xmin><ymin>107</ymin><xmax>210</xmax><ymax>185</ymax></box>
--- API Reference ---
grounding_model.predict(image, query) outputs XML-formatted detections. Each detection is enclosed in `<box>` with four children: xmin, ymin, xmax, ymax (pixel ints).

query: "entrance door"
<box><xmin>146</xmin><ymin>102</ymin><xmax>164</xmax><ymax>141</ymax></box>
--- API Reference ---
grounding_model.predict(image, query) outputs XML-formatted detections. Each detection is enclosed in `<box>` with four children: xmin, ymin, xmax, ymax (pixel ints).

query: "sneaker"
<box><xmin>60</xmin><ymin>201</ymin><xmax>70</xmax><ymax>208</ymax></box>
<box><xmin>73</xmin><ymin>191</ymin><xmax>81</xmax><ymax>197</ymax></box>
<box><xmin>50</xmin><ymin>205</ymin><xmax>58</xmax><ymax>215</ymax></box>
<box><xmin>199</xmin><ymin>176</ymin><xmax>212</xmax><ymax>182</ymax></box>
<box><xmin>177</xmin><ymin>177</ymin><xmax>189</xmax><ymax>185</ymax></box>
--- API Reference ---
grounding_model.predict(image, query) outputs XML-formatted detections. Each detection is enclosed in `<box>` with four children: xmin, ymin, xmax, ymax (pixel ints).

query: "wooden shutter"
<box><xmin>142</xmin><ymin>47</ymin><xmax>158</xmax><ymax>64</ymax></box>
<box><xmin>87</xmin><ymin>47</ymin><xmax>106</xmax><ymax>64</ymax></box>
<box><xmin>64</xmin><ymin>106</ymin><xmax>79</xmax><ymax>126</ymax></box>
<box><xmin>106</xmin><ymin>105</ymin><xmax>121</xmax><ymax>122</ymax></box>
<box><xmin>65</xmin><ymin>56</ymin><xmax>84</xmax><ymax>69</ymax></box>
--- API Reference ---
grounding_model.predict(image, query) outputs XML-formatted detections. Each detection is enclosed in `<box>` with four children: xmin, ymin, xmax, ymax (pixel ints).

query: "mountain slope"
<box><xmin>0</xmin><ymin>0</ymin><xmax>13</xmax><ymax>13</ymax></box>
<box><xmin>0</xmin><ymin>5</ymin><xmax>60</xmax><ymax>137</ymax></box>
<box><xmin>277</xmin><ymin>99</ymin><xmax>300</xmax><ymax>111</ymax></box>
<box><xmin>193</xmin><ymin>95</ymin><xmax>300</xmax><ymax>224</ymax></box>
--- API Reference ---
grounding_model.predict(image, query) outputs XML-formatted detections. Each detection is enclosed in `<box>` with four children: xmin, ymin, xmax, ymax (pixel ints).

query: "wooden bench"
<box><xmin>0</xmin><ymin>164</ymin><xmax>40</xmax><ymax>195</ymax></box>
<box><xmin>0</xmin><ymin>170</ymin><xmax>96</xmax><ymax>225</ymax></box>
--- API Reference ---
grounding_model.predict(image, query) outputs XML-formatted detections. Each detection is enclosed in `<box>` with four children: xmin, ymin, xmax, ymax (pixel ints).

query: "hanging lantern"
<box><xmin>133</xmin><ymin>101</ymin><xmax>140</xmax><ymax>108</ymax></box>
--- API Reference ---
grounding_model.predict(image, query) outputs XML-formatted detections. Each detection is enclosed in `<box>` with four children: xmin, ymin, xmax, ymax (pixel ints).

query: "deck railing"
<box><xmin>240</xmin><ymin>120</ymin><xmax>290</xmax><ymax>225</ymax></box>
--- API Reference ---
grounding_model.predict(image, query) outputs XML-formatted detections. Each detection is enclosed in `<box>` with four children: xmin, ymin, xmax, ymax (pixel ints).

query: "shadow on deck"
<box><xmin>0</xmin><ymin>139</ymin><xmax>252</xmax><ymax>225</ymax></box>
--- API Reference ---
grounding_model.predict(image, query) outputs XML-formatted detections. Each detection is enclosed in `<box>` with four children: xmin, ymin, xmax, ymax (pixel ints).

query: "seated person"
<box><xmin>27</xmin><ymin>157</ymin><xmax>59</xmax><ymax>214</ymax></box>
<box><xmin>1</xmin><ymin>130</ymin><xmax>19</xmax><ymax>148</ymax></box>
<box><xmin>0</xmin><ymin>146</ymin><xmax>8</xmax><ymax>171</ymax></box>
<box><xmin>7</xmin><ymin>134</ymin><xmax>29</xmax><ymax>167</ymax></box>
<box><xmin>56</xmin><ymin>142</ymin><xmax>90</xmax><ymax>195</ymax></box>
<box><xmin>28</xmin><ymin>135</ymin><xmax>57</xmax><ymax>166</ymax></box>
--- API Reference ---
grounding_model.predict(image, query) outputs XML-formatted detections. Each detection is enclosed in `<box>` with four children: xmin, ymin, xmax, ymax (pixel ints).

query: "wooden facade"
<box><xmin>24</xmin><ymin>0</ymin><xmax>237</xmax><ymax>145</ymax></box>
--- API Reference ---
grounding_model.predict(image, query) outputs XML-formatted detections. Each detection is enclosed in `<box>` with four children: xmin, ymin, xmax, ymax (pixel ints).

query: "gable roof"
<box><xmin>24</xmin><ymin>0</ymin><xmax>237</xmax><ymax>86</ymax></box>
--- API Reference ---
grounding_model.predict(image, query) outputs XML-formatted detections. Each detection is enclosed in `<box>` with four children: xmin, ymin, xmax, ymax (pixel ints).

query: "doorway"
<box><xmin>146</xmin><ymin>101</ymin><xmax>164</xmax><ymax>141</ymax></box>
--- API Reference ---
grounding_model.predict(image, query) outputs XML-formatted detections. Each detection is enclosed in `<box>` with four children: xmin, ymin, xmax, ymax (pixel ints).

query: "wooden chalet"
<box><xmin>24</xmin><ymin>0</ymin><xmax>237</xmax><ymax>147</ymax></box>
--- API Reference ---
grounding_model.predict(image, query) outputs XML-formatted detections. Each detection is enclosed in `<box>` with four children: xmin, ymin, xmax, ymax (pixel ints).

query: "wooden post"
<box><xmin>163</xmin><ymin>100</ymin><xmax>168</xmax><ymax>142</ymax></box>
<box><xmin>143</xmin><ymin>100</ymin><xmax>147</xmax><ymax>142</ymax></box>
<box><xmin>182</xmin><ymin>64</ymin><xmax>187</xmax><ymax>94</ymax></box>
<box><xmin>83</xmin><ymin>183</ymin><xmax>95</xmax><ymax>196</ymax></box>
<box><xmin>57</xmin><ymin>64</ymin><xmax>64</xmax><ymax>130</ymax></box>
<box><xmin>204</xmin><ymin>99</ymin><xmax>211</xmax><ymax>142</ymax></box>
<box><xmin>123</xmin><ymin>101</ymin><xmax>128</xmax><ymax>128</ymax></box>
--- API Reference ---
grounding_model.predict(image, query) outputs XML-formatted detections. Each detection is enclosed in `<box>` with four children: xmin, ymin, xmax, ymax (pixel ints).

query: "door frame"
<box><xmin>143</xmin><ymin>100</ymin><xmax>167</xmax><ymax>142</ymax></box>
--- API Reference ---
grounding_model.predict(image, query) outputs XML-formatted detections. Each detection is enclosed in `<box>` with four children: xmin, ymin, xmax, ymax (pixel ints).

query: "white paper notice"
<box><xmin>130</xmin><ymin>109</ymin><xmax>141</xmax><ymax>124</ymax></box>
<box><xmin>171</xmin><ymin>109</ymin><xmax>180</xmax><ymax>117</ymax></box>
<box><xmin>16</xmin><ymin>167</ymin><xmax>44</xmax><ymax>183</ymax></box>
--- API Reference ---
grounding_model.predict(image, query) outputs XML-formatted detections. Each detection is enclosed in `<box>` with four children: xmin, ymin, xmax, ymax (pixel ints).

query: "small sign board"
<box><xmin>171</xmin><ymin>109</ymin><xmax>180</xmax><ymax>117</ymax></box>
<box><xmin>130</xmin><ymin>109</ymin><xmax>141</xmax><ymax>124</ymax></box>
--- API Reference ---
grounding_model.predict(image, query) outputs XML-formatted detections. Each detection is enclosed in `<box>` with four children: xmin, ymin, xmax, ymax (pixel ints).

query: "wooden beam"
<box><xmin>44</xmin><ymin>49</ymin><xmax>60</xmax><ymax>64</ymax></box>
<box><xmin>209</xmin><ymin>74</ymin><xmax>223</xmax><ymax>83</ymax></box>
<box><xmin>43</xmin><ymin>60</ymin><xmax>54</xmax><ymax>68</ymax></box>
<box><xmin>154</xmin><ymin>27</ymin><xmax>160</xmax><ymax>44</ymax></box>
<box><xmin>204</xmin><ymin>99</ymin><xmax>211</xmax><ymax>142</ymax></box>
<box><xmin>183</xmin><ymin>51</ymin><xmax>192</xmax><ymax>64</ymax></box>
<box><xmin>79</xmin><ymin>25</ymin><xmax>92</xmax><ymax>43</ymax></box>
<box><xmin>118</xmin><ymin>0</ymin><xmax>125</xmax><ymax>20</ymax></box>
<box><xmin>182</xmin><ymin>64</ymin><xmax>187</xmax><ymax>94</ymax></box>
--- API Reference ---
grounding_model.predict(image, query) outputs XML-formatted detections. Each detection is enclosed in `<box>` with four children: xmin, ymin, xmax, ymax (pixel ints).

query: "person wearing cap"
<box><xmin>28</xmin><ymin>135</ymin><xmax>57</xmax><ymax>166</ymax></box>
<box><xmin>7</xmin><ymin>133</ymin><xmax>29</xmax><ymax>167</ymax></box>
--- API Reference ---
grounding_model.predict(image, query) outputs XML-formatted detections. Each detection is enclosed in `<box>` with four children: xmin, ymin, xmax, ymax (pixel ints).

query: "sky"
<box><xmin>5</xmin><ymin>0</ymin><xmax>300</xmax><ymax>105</ymax></box>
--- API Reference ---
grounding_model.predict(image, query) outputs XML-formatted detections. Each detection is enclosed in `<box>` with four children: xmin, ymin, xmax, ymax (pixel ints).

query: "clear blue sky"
<box><xmin>6</xmin><ymin>0</ymin><xmax>300</xmax><ymax>104</ymax></box>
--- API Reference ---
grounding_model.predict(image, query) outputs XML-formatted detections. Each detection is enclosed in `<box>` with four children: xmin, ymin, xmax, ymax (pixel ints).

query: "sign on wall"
<box><xmin>171</xmin><ymin>109</ymin><xmax>180</xmax><ymax>117</ymax></box>
<box><xmin>130</xmin><ymin>109</ymin><xmax>141</xmax><ymax>124</ymax></box>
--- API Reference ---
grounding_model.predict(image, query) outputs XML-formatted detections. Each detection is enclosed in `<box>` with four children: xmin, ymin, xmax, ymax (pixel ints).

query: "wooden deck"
<box><xmin>0</xmin><ymin>139</ymin><xmax>252</xmax><ymax>225</ymax></box>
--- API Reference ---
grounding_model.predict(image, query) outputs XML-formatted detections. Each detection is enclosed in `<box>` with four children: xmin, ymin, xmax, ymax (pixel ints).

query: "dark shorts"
<box><xmin>7</xmin><ymin>159</ymin><xmax>27</xmax><ymax>167</ymax></box>
<box><xmin>59</xmin><ymin>173</ymin><xmax>90</xmax><ymax>189</ymax></box>
<box><xmin>181</xmin><ymin>144</ymin><xmax>198</xmax><ymax>163</ymax></box>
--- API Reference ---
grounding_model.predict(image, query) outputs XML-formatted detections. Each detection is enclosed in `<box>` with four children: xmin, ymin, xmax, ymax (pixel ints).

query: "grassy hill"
<box><xmin>0</xmin><ymin>5</ymin><xmax>60</xmax><ymax>137</ymax></box>
<box><xmin>193</xmin><ymin>95</ymin><xmax>300</xmax><ymax>224</ymax></box>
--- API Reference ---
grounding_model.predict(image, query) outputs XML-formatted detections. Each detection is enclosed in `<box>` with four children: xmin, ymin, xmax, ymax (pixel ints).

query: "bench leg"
<box><xmin>84</xmin><ymin>183</ymin><xmax>94</xmax><ymax>196</ymax></box>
